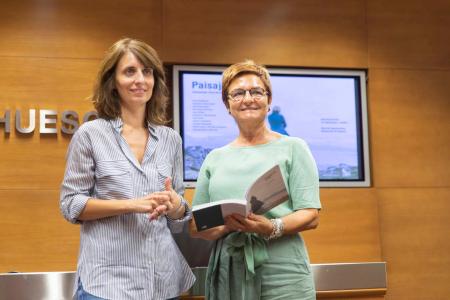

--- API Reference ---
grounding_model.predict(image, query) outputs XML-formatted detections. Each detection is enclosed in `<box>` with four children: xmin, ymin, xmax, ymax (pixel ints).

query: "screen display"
<box><xmin>173</xmin><ymin>66</ymin><xmax>370</xmax><ymax>187</ymax></box>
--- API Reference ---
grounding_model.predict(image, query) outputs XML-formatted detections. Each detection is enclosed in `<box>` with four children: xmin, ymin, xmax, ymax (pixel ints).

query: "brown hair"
<box><xmin>91</xmin><ymin>38</ymin><xmax>169</xmax><ymax>125</ymax></box>
<box><xmin>221</xmin><ymin>60</ymin><xmax>272</xmax><ymax>109</ymax></box>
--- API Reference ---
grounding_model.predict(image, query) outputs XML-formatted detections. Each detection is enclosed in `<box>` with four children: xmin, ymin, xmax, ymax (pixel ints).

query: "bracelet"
<box><xmin>172</xmin><ymin>195</ymin><xmax>184</xmax><ymax>212</ymax></box>
<box><xmin>264</xmin><ymin>218</ymin><xmax>284</xmax><ymax>241</ymax></box>
<box><xmin>166</xmin><ymin>197</ymin><xmax>186</xmax><ymax>220</ymax></box>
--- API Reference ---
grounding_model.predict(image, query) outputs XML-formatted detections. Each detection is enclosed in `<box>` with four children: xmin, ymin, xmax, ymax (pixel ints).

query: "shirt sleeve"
<box><xmin>171</xmin><ymin>132</ymin><xmax>185</xmax><ymax>198</ymax></box>
<box><xmin>59</xmin><ymin>128</ymin><xmax>94</xmax><ymax>224</ymax></box>
<box><xmin>288</xmin><ymin>139</ymin><xmax>321</xmax><ymax>210</ymax></box>
<box><xmin>192</xmin><ymin>153</ymin><xmax>212</xmax><ymax>206</ymax></box>
<box><xmin>166</xmin><ymin>135</ymin><xmax>193</xmax><ymax>233</ymax></box>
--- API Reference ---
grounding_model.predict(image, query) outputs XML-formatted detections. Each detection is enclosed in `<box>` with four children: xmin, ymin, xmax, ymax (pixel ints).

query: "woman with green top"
<box><xmin>190</xmin><ymin>60</ymin><xmax>321</xmax><ymax>300</ymax></box>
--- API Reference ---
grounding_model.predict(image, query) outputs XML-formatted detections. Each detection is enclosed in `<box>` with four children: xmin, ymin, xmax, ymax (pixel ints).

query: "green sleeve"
<box><xmin>192</xmin><ymin>153</ymin><xmax>212</xmax><ymax>206</ymax></box>
<box><xmin>288</xmin><ymin>139</ymin><xmax>321</xmax><ymax>210</ymax></box>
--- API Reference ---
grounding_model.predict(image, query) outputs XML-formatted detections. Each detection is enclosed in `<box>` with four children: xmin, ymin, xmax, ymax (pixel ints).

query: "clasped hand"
<box><xmin>133</xmin><ymin>178</ymin><xmax>181</xmax><ymax>220</ymax></box>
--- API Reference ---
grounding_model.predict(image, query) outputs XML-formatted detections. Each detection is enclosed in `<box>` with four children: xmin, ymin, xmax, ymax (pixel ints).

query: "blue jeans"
<box><xmin>76</xmin><ymin>279</ymin><xmax>180</xmax><ymax>300</ymax></box>
<box><xmin>76</xmin><ymin>280</ymin><xmax>104</xmax><ymax>300</ymax></box>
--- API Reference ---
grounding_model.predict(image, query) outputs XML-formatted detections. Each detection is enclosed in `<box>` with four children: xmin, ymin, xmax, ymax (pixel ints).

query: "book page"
<box><xmin>245</xmin><ymin>165</ymin><xmax>289</xmax><ymax>215</ymax></box>
<box><xmin>220</xmin><ymin>199</ymin><xmax>247</xmax><ymax>218</ymax></box>
<box><xmin>192</xmin><ymin>199</ymin><xmax>244</xmax><ymax>211</ymax></box>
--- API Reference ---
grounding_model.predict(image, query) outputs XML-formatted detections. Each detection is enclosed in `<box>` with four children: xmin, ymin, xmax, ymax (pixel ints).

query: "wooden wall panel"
<box><xmin>0</xmin><ymin>138</ymin><xmax>68</xmax><ymax>189</ymax></box>
<box><xmin>366</xmin><ymin>1</ymin><xmax>450</xmax><ymax>298</ymax></box>
<box><xmin>0</xmin><ymin>57</ymin><xmax>96</xmax><ymax>106</ymax></box>
<box><xmin>0</xmin><ymin>57</ymin><xmax>98</xmax><ymax>189</ymax></box>
<box><xmin>0</xmin><ymin>190</ymin><xmax>79</xmax><ymax>272</ymax></box>
<box><xmin>303</xmin><ymin>188</ymin><xmax>382</xmax><ymax>263</ymax></box>
<box><xmin>162</xmin><ymin>0</ymin><xmax>368</xmax><ymax>67</ymax></box>
<box><xmin>0</xmin><ymin>0</ymin><xmax>163</xmax><ymax>58</ymax></box>
<box><xmin>377</xmin><ymin>188</ymin><xmax>450</xmax><ymax>300</ymax></box>
<box><xmin>369</xmin><ymin>69</ymin><xmax>450</xmax><ymax>187</ymax></box>
<box><xmin>367</xmin><ymin>0</ymin><xmax>450</xmax><ymax>69</ymax></box>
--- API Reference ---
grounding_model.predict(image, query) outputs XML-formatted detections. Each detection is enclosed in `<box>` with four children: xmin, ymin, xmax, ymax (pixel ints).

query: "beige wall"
<box><xmin>0</xmin><ymin>1</ymin><xmax>448</xmax><ymax>299</ymax></box>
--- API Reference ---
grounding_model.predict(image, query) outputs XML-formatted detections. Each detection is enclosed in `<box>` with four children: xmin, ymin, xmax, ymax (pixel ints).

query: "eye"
<box><xmin>229</xmin><ymin>89</ymin><xmax>245</xmax><ymax>98</ymax></box>
<box><xmin>143</xmin><ymin>67</ymin><xmax>154</xmax><ymax>76</ymax></box>
<box><xmin>250</xmin><ymin>88</ymin><xmax>265</xmax><ymax>97</ymax></box>
<box><xmin>124</xmin><ymin>67</ymin><xmax>136</xmax><ymax>76</ymax></box>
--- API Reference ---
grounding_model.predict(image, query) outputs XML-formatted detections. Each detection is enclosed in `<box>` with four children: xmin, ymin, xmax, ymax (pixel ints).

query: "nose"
<box><xmin>135</xmin><ymin>70</ymin><xmax>145</xmax><ymax>83</ymax></box>
<box><xmin>242</xmin><ymin>90</ymin><xmax>253</xmax><ymax>103</ymax></box>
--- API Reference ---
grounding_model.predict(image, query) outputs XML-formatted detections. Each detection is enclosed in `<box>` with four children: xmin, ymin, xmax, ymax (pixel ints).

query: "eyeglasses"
<box><xmin>227</xmin><ymin>87</ymin><xmax>268</xmax><ymax>102</ymax></box>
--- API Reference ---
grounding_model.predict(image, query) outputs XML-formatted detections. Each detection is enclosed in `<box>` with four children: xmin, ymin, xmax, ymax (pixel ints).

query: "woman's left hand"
<box><xmin>225</xmin><ymin>213</ymin><xmax>273</xmax><ymax>236</ymax></box>
<box><xmin>146</xmin><ymin>177</ymin><xmax>182</xmax><ymax>220</ymax></box>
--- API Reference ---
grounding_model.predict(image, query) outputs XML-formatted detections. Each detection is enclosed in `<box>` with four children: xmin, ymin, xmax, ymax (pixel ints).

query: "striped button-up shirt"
<box><xmin>60</xmin><ymin>118</ymin><xmax>195</xmax><ymax>299</ymax></box>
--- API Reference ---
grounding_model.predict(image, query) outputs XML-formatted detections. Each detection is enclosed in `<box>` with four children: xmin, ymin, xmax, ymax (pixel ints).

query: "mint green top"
<box><xmin>193</xmin><ymin>136</ymin><xmax>321</xmax><ymax>300</ymax></box>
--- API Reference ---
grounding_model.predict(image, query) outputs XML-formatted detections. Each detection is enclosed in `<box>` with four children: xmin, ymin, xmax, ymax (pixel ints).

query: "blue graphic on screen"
<box><xmin>180</xmin><ymin>72</ymin><xmax>363</xmax><ymax>181</ymax></box>
<box><xmin>268</xmin><ymin>106</ymin><xmax>289</xmax><ymax>136</ymax></box>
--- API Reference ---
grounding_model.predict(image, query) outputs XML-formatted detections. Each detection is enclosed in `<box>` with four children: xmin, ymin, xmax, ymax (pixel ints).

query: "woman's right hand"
<box><xmin>225</xmin><ymin>213</ymin><xmax>273</xmax><ymax>236</ymax></box>
<box><xmin>132</xmin><ymin>192</ymin><xmax>174</xmax><ymax>220</ymax></box>
<box><xmin>189</xmin><ymin>218</ymin><xmax>232</xmax><ymax>240</ymax></box>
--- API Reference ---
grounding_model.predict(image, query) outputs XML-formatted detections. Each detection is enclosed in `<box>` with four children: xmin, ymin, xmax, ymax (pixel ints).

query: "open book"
<box><xmin>192</xmin><ymin>165</ymin><xmax>289</xmax><ymax>231</ymax></box>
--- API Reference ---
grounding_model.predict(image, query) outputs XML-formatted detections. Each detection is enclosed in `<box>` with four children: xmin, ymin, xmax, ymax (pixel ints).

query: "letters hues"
<box><xmin>0</xmin><ymin>109</ymin><xmax>97</xmax><ymax>135</ymax></box>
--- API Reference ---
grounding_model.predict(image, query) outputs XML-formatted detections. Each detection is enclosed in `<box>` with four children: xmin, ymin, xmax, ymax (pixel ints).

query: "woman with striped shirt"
<box><xmin>60</xmin><ymin>38</ymin><xmax>195</xmax><ymax>300</ymax></box>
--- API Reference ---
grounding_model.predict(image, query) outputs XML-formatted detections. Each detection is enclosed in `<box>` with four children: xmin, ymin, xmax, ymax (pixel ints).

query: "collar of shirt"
<box><xmin>109</xmin><ymin>117</ymin><xmax>160</xmax><ymax>141</ymax></box>
<box><xmin>108</xmin><ymin>117</ymin><xmax>160</xmax><ymax>172</ymax></box>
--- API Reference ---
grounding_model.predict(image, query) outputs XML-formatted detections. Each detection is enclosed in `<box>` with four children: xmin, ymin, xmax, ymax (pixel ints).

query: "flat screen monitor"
<box><xmin>173</xmin><ymin>65</ymin><xmax>370</xmax><ymax>187</ymax></box>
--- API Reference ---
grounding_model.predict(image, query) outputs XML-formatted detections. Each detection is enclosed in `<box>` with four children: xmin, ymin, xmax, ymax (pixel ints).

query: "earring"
<box><xmin>268</xmin><ymin>107</ymin><xmax>271</xmax><ymax>112</ymax></box>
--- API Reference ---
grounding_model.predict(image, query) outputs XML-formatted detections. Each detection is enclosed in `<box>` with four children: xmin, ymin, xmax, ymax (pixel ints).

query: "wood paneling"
<box><xmin>367</xmin><ymin>2</ymin><xmax>450</xmax><ymax>297</ymax></box>
<box><xmin>0</xmin><ymin>190</ymin><xmax>79</xmax><ymax>272</ymax></box>
<box><xmin>0</xmin><ymin>57</ymin><xmax>97</xmax><ymax>104</ymax></box>
<box><xmin>0</xmin><ymin>0</ymin><xmax>163</xmax><ymax>59</ymax></box>
<box><xmin>302</xmin><ymin>188</ymin><xmax>382</xmax><ymax>263</ymax></box>
<box><xmin>0</xmin><ymin>57</ymin><xmax>99</xmax><ymax>189</ymax></box>
<box><xmin>369</xmin><ymin>69</ymin><xmax>450</xmax><ymax>187</ymax></box>
<box><xmin>184</xmin><ymin>189</ymin><xmax>195</xmax><ymax>203</ymax></box>
<box><xmin>367</xmin><ymin>0</ymin><xmax>450</xmax><ymax>69</ymax></box>
<box><xmin>162</xmin><ymin>0</ymin><xmax>368</xmax><ymax>67</ymax></box>
<box><xmin>377</xmin><ymin>188</ymin><xmax>450</xmax><ymax>300</ymax></box>
<box><xmin>0</xmin><ymin>138</ymin><xmax>68</xmax><ymax>189</ymax></box>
